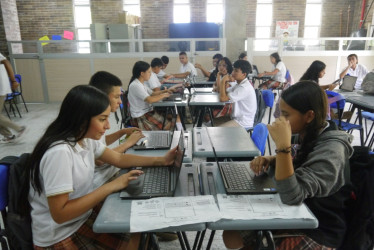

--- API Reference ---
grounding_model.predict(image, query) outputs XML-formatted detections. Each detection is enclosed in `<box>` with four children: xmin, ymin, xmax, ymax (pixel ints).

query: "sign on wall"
<box><xmin>275</xmin><ymin>21</ymin><xmax>299</xmax><ymax>38</ymax></box>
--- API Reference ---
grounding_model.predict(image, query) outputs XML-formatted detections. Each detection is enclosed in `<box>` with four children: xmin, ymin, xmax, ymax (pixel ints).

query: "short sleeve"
<box><xmin>131</xmin><ymin>81</ymin><xmax>151</xmax><ymax>101</ymax></box>
<box><xmin>91</xmin><ymin>139</ymin><xmax>106</xmax><ymax>159</ymax></box>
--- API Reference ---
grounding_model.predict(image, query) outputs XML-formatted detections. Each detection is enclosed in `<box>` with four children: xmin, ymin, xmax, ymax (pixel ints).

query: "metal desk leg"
<box><xmin>196</xmin><ymin>229</ymin><xmax>207</xmax><ymax>250</ymax></box>
<box><xmin>192</xmin><ymin>231</ymin><xmax>201</xmax><ymax>250</ymax></box>
<box><xmin>182</xmin><ymin>232</ymin><xmax>191</xmax><ymax>249</ymax></box>
<box><xmin>206</xmin><ymin>230</ymin><xmax>216</xmax><ymax>250</ymax></box>
<box><xmin>150</xmin><ymin>233</ymin><xmax>160</xmax><ymax>250</ymax></box>
<box><xmin>254</xmin><ymin>230</ymin><xmax>275</xmax><ymax>250</ymax></box>
<box><xmin>357</xmin><ymin>108</ymin><xmax>364</xmax><ymax>146</ymax></box>
<box><xmin>208</xmin><ymin>107</ymin><xmax>215</xmax><ymax>127</ymax></box>
<box><xmin>196</xmin><ymin>108</ymin><xmax>205</xmax><ymax>127</ymax></box>
<box><xmin>177</xmin><ymin>231</ymin><xmax>188</xmax><ymax>250</ymax></box>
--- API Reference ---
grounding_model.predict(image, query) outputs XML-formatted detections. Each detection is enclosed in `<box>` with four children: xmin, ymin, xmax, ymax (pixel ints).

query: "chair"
<box><xmin>261</xmin><ymin>90</ymin><xmax>274</xmax><ymax>155</ymax></box>
<box><xmin>325</xmin><ymin>90</ymin><xmax>364</xmax><ymax>145</ymax></box>
<box><xmin>0</xmin><ymin>163</ymin><xmax>9</xmax><ymax>250</ymax></box>
<box><xmin>4</xmin><ymin>92</ymin><xmax>22</xmax><ymax>118</ymax></box>
<box><xmin>119</xmin><ymin>89</ymin><xmax>132</xmax><ymax>129</ymax></box>
<box><xmin>247</xmin><ymin>89</ymin><xmax>266</xmax><ymax>135</ymax></box>
<box><xmin>251</xmin><ymin>123</ymin><xmax>269</xmax><ymax>156</ymax></box>
<box><xmin>11</xmin><ymin>74</ymin><xmax>28</xmax><ymax>112</ymax></box>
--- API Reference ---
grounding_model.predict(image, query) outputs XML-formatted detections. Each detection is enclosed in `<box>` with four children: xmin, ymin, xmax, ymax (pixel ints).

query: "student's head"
<box><xmin>179</xmin><ymin>51</ymin><xmax>188</xmax><ymax>65</ymax></box>
<box><xmin>238</xmin><ymin>52</ymin><xmax>248</xmax><ymax>61</ymax></box>
<box><xmin>212</xmin><ymin>53</ymin><xmax>223</xmax><ymax>68</ymax></box>
<box><xmin>270</xmin><ymin>52</ymin><xmax>281</xmax><ymax>64</ymax></box>
<box><xmin>89</xmin><ymin>71</ymin><xmax>122</xmax><ymax>112</ymax></box>
<box><xmin>161</xmin><ymin>55</ymin><xmax>169</xmax><ymax>69</ymax></box>
<box><xmin>129</xmin><ymin>61</ymin><xmax>151</xmax><ymax>85</ymax></box>
<box><xmin>300</xmin><ymin>60</ymin><xmax>326</xmax><ymax>83</ymax></box>
<box><xmin>347</xmin><ymin>54</ymin><xmax>358</xmax><ymax>67</ymax></box>
<box><xmin>232</xmin><ymin>60</ymin><xmax>252</xmax><ymax>81</ymax></box>
<box><xmin>217</xmin><ymin>57</ymin><xmax>233</xmax><ymax>75</ymax></box>
<box><xmin>29</xmin><ymin>85</ymin><xmax>110</xmax><ymax>193</ymax></box>
<box><xmin>151</xmin><ymin>58</ymin><xmax>164</xmax><ymax>74</ymax></box>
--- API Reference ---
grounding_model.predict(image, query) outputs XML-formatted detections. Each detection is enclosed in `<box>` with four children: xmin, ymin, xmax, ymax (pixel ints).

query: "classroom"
<box><xmin>1</xmin><ymin>0</ymin><xmax>374</xmax><ymax>249</ymax></box>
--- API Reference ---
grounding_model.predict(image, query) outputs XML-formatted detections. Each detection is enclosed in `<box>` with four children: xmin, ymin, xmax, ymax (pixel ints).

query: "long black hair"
<box><xmin>270</xmin><ymin>52</ymin><xmax>281</xmax><ymax>64</ymax></box>
<box><xmin>128</xmin><ymin>61</ymin><xmax>151</xmax><ymax>88</ymax></box>
<box><xmin>29</xmin><ymin>85</ymin><xmax>110</xmax><ymax>195</ymax></box>
<box><xmin>218</xmin><ymin>57</ymin><xmax>233</xmax><ymax>75</ymax></box>
<box><xmin>300</xmin><ymin>60</ymin><xmax>326</xmax><ymax>84</ymax></box>
<box><xmin>281</xmin><ymin>81</ymin><xmax>327</xmax><ymax>167</ymax></box>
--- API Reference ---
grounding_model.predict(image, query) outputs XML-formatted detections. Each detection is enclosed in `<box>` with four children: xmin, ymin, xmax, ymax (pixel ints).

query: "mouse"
<box><xmin>125</xmin><ymin>174</ymin><xmax>144</xmax><ymax>196</ymax></box>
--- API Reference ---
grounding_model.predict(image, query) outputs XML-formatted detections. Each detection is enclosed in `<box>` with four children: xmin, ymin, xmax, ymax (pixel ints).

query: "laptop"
<box><xmin>340</xmin><ymin>75</ymin><xmax>357</xmax><ymax>92</ymax></box>
<box><xmin>120</xmin><ymin>131</ymin><xmax>185</xmax><ymax>199</ymax></box>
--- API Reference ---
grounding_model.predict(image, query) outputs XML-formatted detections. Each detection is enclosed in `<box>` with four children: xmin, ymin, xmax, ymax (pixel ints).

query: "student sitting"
<box><xmin>213</xmin><ymin>57</ymin><xmax>233</xmax><ymax>93</ymax></box>
<box><xmin>157</xmin><ymin>55</ymin><xmax>174</xmax><ymax>83</ymax></box>
<box><xmin>194</xmin><ymin>53</ymin><xmax>223</xmax><ymax>81</ymax></box>
<box><xmin>128</xmin><ymin>61</ymin><xmax>180</xmax><ymax>131</ymax></box>
<box><xmin>223</xmin><ymin>81</ymin><xmax>353</xmax><ymax>250</ymax></box>
<box><xmin>172</xmin><ymin>51</ymin><xmax>197</xmax><ymax>79</ymax></box>
<box><xmin>339</xmin><ymin>53</ymin><xmax>369</xmax><ymax>90</ymax></box>
<box><xmin>26</xmin><ymin>85</ymin><xmax>178</xmax><ymax>248</ymax></box>
<box><xmin>215</xmin><ymin>60</ymin><xmax>257</xmax><ymax>129</ymax></box>
<box><xmin>258</xmin><ymin>52</ymin><xmax>287</xmax><ymax>89</ymax></box>
<box><xmin>145</xmin><ymin>58</ymin><xmax>164</xmax><ymax>91</ymax></box>
<box><xmin>238</xmin><ymin>52</ymin><xmax>248</xmax><ymax>61</ymax></box>
<box><xmin>89</xmin><ymin>71</ymin><xmax>144</xmax><ymax>189</ymax></box>
<box><xmin>300</xmin><ymin>60</ymin><xmax>338</xmax><ymax>90</ymax></box>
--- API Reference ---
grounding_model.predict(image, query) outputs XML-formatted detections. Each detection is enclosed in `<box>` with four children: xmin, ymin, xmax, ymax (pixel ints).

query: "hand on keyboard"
<box><xmin>250</xmin><ymin>156</ymin><xmax>275</xmax><ymax>176</ymax></box>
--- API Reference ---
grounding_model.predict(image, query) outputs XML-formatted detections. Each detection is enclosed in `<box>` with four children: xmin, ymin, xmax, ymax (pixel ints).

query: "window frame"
<box><xmin>73</xmin><ymin>0</ymin><xmax>92</xmax><ymax>53</ymax></box>
<box><xmin>173</xmin><ymin>0</ymin><xmax>191</xmax><ymax>23</ymax></box>
<box><xmin>206</xmin><ymin>0</ymin><xmax>224</xmax><ymax>23</ymax></box>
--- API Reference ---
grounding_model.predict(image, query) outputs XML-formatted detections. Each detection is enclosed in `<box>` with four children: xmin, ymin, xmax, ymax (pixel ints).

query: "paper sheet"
<box><xmin>130</xmin><ymin>195</ymin><xmax>221</xmax><ymax>232</ymax></box>
<box><xmin>217</xmin><ymin>193</ymin><xmax>316</xmax><ymax>221</ymax></box>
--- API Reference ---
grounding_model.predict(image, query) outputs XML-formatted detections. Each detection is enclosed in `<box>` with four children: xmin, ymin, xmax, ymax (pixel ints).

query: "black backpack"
<box><xmin>0</xmin><ymin>153</ymin><xmax>33</xmax><ymax>250</ymax></box>
<box><xmin>253</xmin><ymin>89</ymin><xmax>266</xmax><ymax>126</ymax></box>
<box><xmin>339</xmin><ymin>146</ymin><xmax>374</xmax><ymax>250</ymax></box>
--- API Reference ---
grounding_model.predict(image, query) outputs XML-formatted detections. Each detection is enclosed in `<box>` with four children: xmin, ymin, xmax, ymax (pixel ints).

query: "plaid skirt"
<box><xmin>212</xmin><ymin>103</ymin><xmax>233</xmax><ymax>118</ymax></box>
<box><xmin>259</xmin><ymin>80</ymin><xmax>282</xmax><ymax>90</ymax></box>
<box><xmin>131</xmin><ymin>111</ymin><xmax>174</xmax><ymax>131</ymax></box>
<box><xmin>34</xmin><ymin>203</ymin><xmax>130</xmax><ymax>250</ymax></box>
<box><xmin>240</xmin><ymin>230</ymin><xmax>334</xmax><ymax>250</ymax></box>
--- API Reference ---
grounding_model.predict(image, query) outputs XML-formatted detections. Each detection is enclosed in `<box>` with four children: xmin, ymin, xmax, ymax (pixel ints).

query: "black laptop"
<box><xmin>120</xmin><ymin>131</ymin><xmax>185</xmax><ymax>199</ymax></box>
<box><xmin>340</xmin><ymin>75</ymin><xmax>357</xmax><ymax>92</ymax></box>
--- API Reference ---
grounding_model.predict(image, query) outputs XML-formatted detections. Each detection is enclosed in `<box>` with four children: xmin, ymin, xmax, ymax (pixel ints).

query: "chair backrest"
<box><xmin>253</xmin><ymin>89</ymin><xmax>267</xmax><ymax>126</ymax></box>
<box><xmin>261</xmin><ymin>90</ymin><xmax>274</xmax><ymax>108</ymax></box>
<box><xmin>0</xmin><ymin>164</ymin><xmax>9</xmax><ymax>211</ymax></box>
<box><xmin>251</xmin><ymin>123</ymin><xmax>268</xmax><ymax>156</ymax></box>
<box><xmin>325</xmin><ymin>90</ymin><xmax>346</xmax><ymax>127</ymax></box>
<box><xmin>120</xmin><ymin>89</ymin><xmax>132</xmax><ymax>127</ymax></box>
<box><xmin>14</xmin><ymin>74</ymin><xmax>23</xmax><ymax>93</ymax></box>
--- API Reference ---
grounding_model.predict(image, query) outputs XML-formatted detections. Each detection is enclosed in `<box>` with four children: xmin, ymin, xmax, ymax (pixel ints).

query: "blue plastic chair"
<box><xmin>0</xmin><ymin>163</ymin><xmax>9</xmax><ymax>250</ymax></box>
<box><xmin>11</xmin><ymin>74</ymin><xmax>28</xmax><ymax>112</ymax></box>
<box><xmin>251</xmin><ymin>123</ymin><xmax>268</xmax><ymax>156</ymax></box>
<box><xmin>326</xmin><ymin>90</ymin><xmax>364</xmax><ymax>145</ymax></box>
<box><xmin>261</xmin><ymin>90</ymin><xmax>274</xmax><ymax>155</ymax></box>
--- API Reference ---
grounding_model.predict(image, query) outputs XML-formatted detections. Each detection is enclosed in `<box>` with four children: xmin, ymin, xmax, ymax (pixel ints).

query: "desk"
<box><xmin>189</xmin><ymin>93</ymin><xmax>229</xmax><ymax>127</ymax></box>
<box><xmin>192</xmin><ymin>81</ymin><xmax>214</xmax><ymax>88</ymax></box>
<box><xmin>126</xmin><ymin>131</ymin><xmax>193</xmax><ymax>163</ymax></box>
<box><xmin>192</xmin><ymin>127</ymin><xmax>260</xmax><ymax>158</ymax></box>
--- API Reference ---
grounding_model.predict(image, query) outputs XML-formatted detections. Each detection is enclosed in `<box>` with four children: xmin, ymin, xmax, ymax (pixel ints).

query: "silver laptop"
<box><xmin>339</xmin><ymin>75</ymin><xmax>357</xmax><ymax>92</ymax></box>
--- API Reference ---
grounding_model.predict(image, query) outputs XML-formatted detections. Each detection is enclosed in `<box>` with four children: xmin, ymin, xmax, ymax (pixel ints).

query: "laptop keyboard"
<box><xmin>220</xmin><ymin>163</ymin><xmax>256</xmax><ymax>191</ymax></box>
<box><xmin>149</xmin><ymin>133</ymin><xmax>169</xmax><ymax>146</ymax></box>
<box><xmin>143</xmin><ymin>167</ymin><xmax>169</xmax><ymax>194</ymax></box>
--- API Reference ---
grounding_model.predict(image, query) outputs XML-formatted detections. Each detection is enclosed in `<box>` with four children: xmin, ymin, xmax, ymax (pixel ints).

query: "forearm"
<box><xmin>2</xmin><ymin>60</ymin><xmax>16</xmax><ymax>81</ymax></box>
<box><xmin>105</xmin><ymin>130</ymin><xmax>127</xmax><ymax>146</ymax></box>
<box><xmin>145</xmin><ymin>94</ymin><xmax>167</xmax><ymax>103</ymax></box>
<box><xmin>113</xmin><ymin>141</ymin><xmax>132</xmax><ymax>153</ymax></box>
<box><xmin>339</xmin><ymin>66</ymin><xmax>349</xmax><ymax>79</ymax></box>
<box><xmin>116</xmin><ymin>154</ymin><xmax>165</xmax><ymax>168</ymax></box>
<box><xmin>219</xmin><ymin>80</ymin><xmax>230</xmax><ymax>102</ymax></box>
<box><xmin>200</xmin><ymin>68</ymin><xmax>211</xmax><ymax>77</ymax></box>
<box><xmin>152</xmin><ymin>89</ymin><xmax>169</xmax><ymax>96</ymax></box>
<box><xmin>172</xmin><ymin>72</ymin><xmax>189</xmax><ymax>78</ymax></box>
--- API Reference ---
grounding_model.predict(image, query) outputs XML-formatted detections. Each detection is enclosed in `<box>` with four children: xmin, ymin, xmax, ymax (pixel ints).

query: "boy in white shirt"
<box><xmin>216</xmin><ymin>60</ymin><xmax>257</xmax><ymax>129</ymax></box>
<box><xmin>339</xmin><ymin>54</ymin><xmax>368</xmax><ymax>90</ymax></box>
<box><xmin>145</xmin><ymin>58</ymin><xmax>164</xmax><ymax>91</ymax></box>
<box><xmin>177</xmin><ymin>51</ymin><xmax>197</xmax><ymax>78</ymax></box>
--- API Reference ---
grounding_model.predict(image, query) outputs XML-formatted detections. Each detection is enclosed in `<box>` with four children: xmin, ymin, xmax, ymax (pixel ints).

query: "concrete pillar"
<box><xmin>0</xmin><ymin>0</ymin><xmax>22</xmax><ymax>54</ymax></box>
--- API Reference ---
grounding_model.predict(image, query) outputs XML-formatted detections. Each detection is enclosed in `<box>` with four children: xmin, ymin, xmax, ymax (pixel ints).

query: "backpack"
<box><xmin>361</xmin><ymin>72</ymin><xmax>374</xmax><ymax>95</ymax></box>
<box><xmin>2</xmin><ymin>153</ymin><xmax>33</xmax><ymax>250</ymax></box>
<box><xmin>119</xmin><ymin>90</ymin><xmax>132</xmax><ymax>128</ymax></box>
<box><xmin>253</xmin><ymin>89</ymin><xmax>266</xmax><ymax>126</ymax></box>
<box><xmin>339</xmin><ymin>146</ymin><xmax>374</xmax><ymax>250</ymax></box>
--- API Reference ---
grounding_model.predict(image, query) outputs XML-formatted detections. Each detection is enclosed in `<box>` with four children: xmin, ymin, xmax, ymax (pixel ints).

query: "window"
<box><xmin>255</xmin><ymin>0</ymin><xmax>273</xmax><ymax>50</ymax></box>
<box><xmin>207</xmin><ymin>0</ymin><xmax>223</xmax><ymax>23</ymax></box>
<box><xmin>73</xmin><ymin>0</ymin><xmax>92</xmax><ymax>53</ymax></box>
<box><xmin>304</xmin><ymin>0</ymin><xmax>322</xmax><ymax>39</ymax></box>
<box><xmin>174</xmin><ymin>0</ymin><xmax>190</xmax><ymax>23</ymax></box>
<box><xmin>123</xmin><ymin>0</ymin><xmax>140</xmax><ymax>17</ymax></box>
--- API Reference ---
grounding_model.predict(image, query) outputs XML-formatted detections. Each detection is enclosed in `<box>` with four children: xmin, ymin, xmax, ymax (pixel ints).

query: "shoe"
<box><xmin>17</xmin><ymin>126</ymin><xmax>26</xmax><ymax>137</ymax></box>
<box><xmin>0</xmin><ymin>135</ymin><xmax>16</xmax><ymax>143</ymax></box>
<box><xmin>155</xmin><ymin>232</ymin><xmax>178</xmax><ymax>241</ymax></box>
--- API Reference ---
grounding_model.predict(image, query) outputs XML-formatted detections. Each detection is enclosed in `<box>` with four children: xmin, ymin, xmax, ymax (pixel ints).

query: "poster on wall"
<box><xmin>275</xmin><ymin>21</ymin><xmax>299</xmax><ymax>40</ymax></box>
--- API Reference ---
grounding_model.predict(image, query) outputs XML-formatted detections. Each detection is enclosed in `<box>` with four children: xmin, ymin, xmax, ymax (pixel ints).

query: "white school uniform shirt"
<box><xmin>180</xmin><ymin>62</ymin><xmax>197</xmax><ymax>77</ymax></box>
<box><xmin>157</xmin><ymin>69</ymin><xmax>166</xmax><ymax>79</ymax></box>
<box><xmin>228</xmin><ymin>78</ymin><xmax>257</xmax><ymax>128</ymax></box>
<box><xmin>0</xmin><ymin>53</ymin><xmax>11</xmax><ymax>96</ymax></box>
<box><xmin>93</xmin><ymin>134</ymin><xmax>119</xmax><ymax>189</ymax></box>
<box><xmin>128</xmin><ymin>78</ymin><xmax>153</xmax><ymax>118</ymax></box>
<box><xmin>347</xmin><ymin>64</ymin><xmax>368</xmax><ymax>90</ymax></box>
<box><xmin>145</xmin><ymin>72</ymin><xmax>162</xmax><ymax>90</ymax></box>
<box><xmin>272</xmin><ymin>61</ymin><xmax>287</xmax><ymax>82</ymax></box>
<box><xmin>29</xmin><ymin>139</ymin><xmax>106</xmax><ymax>246</ymax></box>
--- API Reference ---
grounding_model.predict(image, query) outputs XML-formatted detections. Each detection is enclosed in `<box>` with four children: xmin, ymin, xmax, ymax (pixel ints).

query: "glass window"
<box><xmin>123</xmin><ymin>0</ymin><xmax>140</xmax><ymax>16</ymax></box>
<box><xmin>73</xmin><ymin>0</ymin><xmax>92</xmax><ymax>53</ymax></box>
<box><xmin>207</xmin><ymin>1</ymin><xmax>223</xmax><ymax>23</ymax></box>
<box><xmin>256</xmin><ymin>27</ymin><xmax>271</xmax><ymax>38</ymax></box>
<box><xmin>256</xmin><ymin>4</ymin><xmax>272</xmax><ymax>26</ymax></box>
<box><xmin>74</xmin><ymin>6</ymin><xmax>92</xmax><ymax>28</ymax></box>
<box><xmin>304</xmin><ymin>27</ymin><xmax>319</xmax><ymax>39</ymax></box>
<box><xmin>255</xmin><ymin>0</ymin><xmax>273</xmax><ymax>43</ymax></box>
<box><xmin>305</xmin><ymin>4</ymin><xmax>321</xmax><ymax>26</ymax></box>
<box><xmin>174</xmin><ymin>1</ymin><xmax>190</xmax><ymax>23</ymax></box>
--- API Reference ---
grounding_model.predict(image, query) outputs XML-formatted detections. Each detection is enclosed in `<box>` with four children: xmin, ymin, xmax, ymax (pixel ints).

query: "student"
<box><xmin>339</xmin><ymin>54</ymin><xmax>368</xmax><ymax>90</ymax></box>
<box><xmin>176</xmin><ymin>51</ymin><xmax>197</xmax><ymax>78</ymax></box>
<box><xmin>145</xmin><ymin>58</ymin><xmax>164</xmax><ymax>91</ymax></box>
<box><xmin>238</xmin><ymin>52</ymin><xmax>248</xmax><ymax>61</ymax></box>
<box><xmin>194</xmin><ymin>53</ymin><xmax>223</xmax><ymax>81</ymax></box>
<box><xmin>300</xmin><ymin>60</ymin><xmax>338</xmax><ymax>90</ymax></box>
<box><xmin>89</xmin><ymin>71</ymin><xmax>144</xmax><ymax>189</ymax></box>
<box><xmin>0</xmin><ymin>53</ymin><xmax>26</xmax><ymax>143</ymax></box>
<box><xmin>216</xmin><ymin>60</ymin><xmax>256</xmax><ymax>128</ymax></box>
<box><xmin>128</xmin><ymin>61</ymin><xmax>180</xmax><ymax>131</ymax></box>
<box><xmin>157</xmin><ymin>55</ymin><xmax>174</xmax><ymax>82</ymax></box>
<box><xmin>258</xmin><ymin>52</ymin><xmax>287</xmax><ymax>89</ymax></box>
<box><xmin>213</xmin><ymin>57</ymin><xmax>234</xmax><ymax>93</ymax></box>
<box><xmin>26</xmin><ymin>85</ymin><xmax>178</xmax><ymax>248</ymax></box>
<box><xmin>223</xmin><ymin>81</ymin><xmax>353</xmax><ymax>249</ymax></box>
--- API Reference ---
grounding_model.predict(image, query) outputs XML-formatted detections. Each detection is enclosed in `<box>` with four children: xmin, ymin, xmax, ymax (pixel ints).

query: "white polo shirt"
<box><xmin>347</xmin><ymin>64</ymin><xmax>368</xmax><ymax>90</ymax></box>
<box><xmin>0</xmin><ymin>53</ymin><xmax>11</xmax><ymax>96</ymax></box>
<box><xmin>145</xmin><ymin>72</ymin><xmax>162</xmax><ymax>90</ymax></box>
<box><xmin>272</xmin><ymin>61</ymin><xmax>287</xmax><ymax>82</ymax></box>
<box><xmin>157</xmin><ymin>69</ymin><xmax>166</xmax><ymax>79</ymax></box>
<box><xmin>128</xmin><ymin>78</ymin><xmax>153</xmax><ymax>118</ymax></box>
<box><xmin>180</xmin><ymin>62</ymin><xmax>197</xmax><ymax>77</ymax></box>
<box><xmin>29</xmin><ymin>139</ymin><xmax>106</xmax><ymax>246</ymax></box>
<box><xmin>228</xmin><ymin>78</ymin><xmax>257</xmax><ymax>128</ymax></box>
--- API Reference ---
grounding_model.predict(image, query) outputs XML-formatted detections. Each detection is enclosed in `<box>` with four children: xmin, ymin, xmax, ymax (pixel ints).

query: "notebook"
<box><xmin>120</xmin><ymin>131</ymin><xmax>185</xmax><ymax>199</ymax></box>
<box><xmin>339</xmin><ymin>75</ymin><xmax>357</xmax><ymax>92</ymax></box>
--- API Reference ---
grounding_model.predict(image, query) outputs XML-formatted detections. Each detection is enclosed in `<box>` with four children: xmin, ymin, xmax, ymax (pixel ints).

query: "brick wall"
<box><xmin>0</xmin><ymin>6</ymin><xmax>6</xmax><ymax>57</ymax></box>
<box><xmin>0</xmin><ymin>0</ymin><xmax>22</xmax><ymax>55</ymax></box>
<box><xmin>91</xmin><ymin>0</ymin><xmax>122</xmax><ymax>24</ymax></box>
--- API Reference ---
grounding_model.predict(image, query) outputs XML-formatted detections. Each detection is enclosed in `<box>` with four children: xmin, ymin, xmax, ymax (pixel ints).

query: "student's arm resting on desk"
<box><xmin>151</xmin><ymin>88</ymin><xmax>172</xmax><ymax>96</ymax></box>
<box><xmin>219</xmin><ymin>75</ymin><xmax>231</xmax><ymax>102</ymax></box>
<box><xmin>105</xmin><ymin>127</ymin><xmax>141</xmax><ymax>146</ymax></box>
<box><xmin>171</xmin><ymin>72</ymin><xmax>190</xmax><ymax>78</ymax></box>
<box><xmin>258</xmin><ymin>68</ymin><xmax>279</xmax><ymax>78</ymax></box>
<box><xmin>144</xmin><ymin>92</ymin><xmax>171</xmax><ymax>103</ymax></box>
<box><xmin>47</xmin><ymin>169</ymin><xmax>143</xmax><ymax>224</ymax></box>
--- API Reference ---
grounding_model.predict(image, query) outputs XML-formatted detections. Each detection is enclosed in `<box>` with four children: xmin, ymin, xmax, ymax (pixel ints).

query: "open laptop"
<box><xmin>120</xmin><ymin>131</ymin><xmax>185</xmax><ymax>199</ymax></box>
<box><xmin>339</xmin><ymin>75</ymin><xmax>357</xmax><ymax>92</ymax></box>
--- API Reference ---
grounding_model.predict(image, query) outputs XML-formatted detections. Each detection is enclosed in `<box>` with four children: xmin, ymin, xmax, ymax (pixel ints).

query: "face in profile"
<box><xmin>85</xmin><ymin>105</ymin><xmax>111</xmax><ymax>140</ymax></box>
<box><xmin>179</xmin><ymin>55</ymin><xmax>188</xmax><ymax>65</ymax></box>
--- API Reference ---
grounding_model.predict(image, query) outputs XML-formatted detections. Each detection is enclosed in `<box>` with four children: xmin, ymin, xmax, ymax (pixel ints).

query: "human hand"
<box><xmin>164</xmin><ymin>145</ymin><xmax>178</xmax><ymax>166</ymax></box>
<box><xmin>258</xmin><ymin>73</ymin><xmax>264</xmax><ymax>78</ymax></box>
<box><xmin>124</xmin><ymin>131</ymin><xmax>144</xmax><ymax>146</ymax></box>
<box><xmin>328</xmin><ymin>83</ymin><xmax>338</xmax><ymax>91</ymax></box>
<box><xmin>250</xmin><ymin>156</ymin><xmax>274</xmax><ymax>175</ymax></box>
<box><xmin>110</xmin><ymin>170</ymin><xmax>143</xmax><ymax>192</ymax></box>
<box><xmin>162</xmin><ymin>92</ymin><xmax>171</xmax><ymax>98</ymax></box>
<box><xmin>124</xmin><ymin>127</ymin><xmax>141</xmax><ymax>135</ymax></box>
<box><xmin>11</xmin><ymin>81</ymin><xmax>19</xmax><ymax>91</ymax></box>
<box><xmin>267</xmin><ymin>116</ymin><xmax>292</xmax><ymax>149</ymax></box>
<box><xmin>194</xmin><ymin>63</ymin><xmax>202</xmax><ymax>69</ymax></box>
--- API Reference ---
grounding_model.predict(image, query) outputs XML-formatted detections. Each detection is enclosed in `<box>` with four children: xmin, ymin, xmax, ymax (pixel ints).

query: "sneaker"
<box><xmin>155</xmin><ymin>232</ymin><xmax>178</xmax><ymax>241</ymax></box>
<box><xmin>0</xmin><ymin>135</ymin><xmax>16</xmax><ymax>143</ymax></box>
<box><xmin>17</xmin><ymin>126</ymin><xmax>26</xmax><ymax>137</ymax></box>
